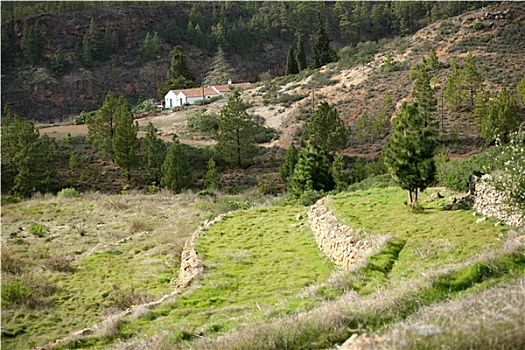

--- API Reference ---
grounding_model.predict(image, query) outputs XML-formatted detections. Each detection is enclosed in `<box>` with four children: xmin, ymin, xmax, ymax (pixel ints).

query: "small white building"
<box><xmin>164</xmin><ymin>81</ymin><xmax>252</xmax><ymax>109</ymax></box>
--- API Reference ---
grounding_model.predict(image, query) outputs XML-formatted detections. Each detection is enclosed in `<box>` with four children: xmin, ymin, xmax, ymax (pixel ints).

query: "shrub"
<box><xmin>1</xmin><ymin>249</ymin><xmax>24</xmax><ymax>274</ymax></box>
<box><xmin>1</xmin><ymin>279</ymin><xmax>32</xmax><ymax>306</ymax></box>
<box><xmin>43</xmin><ymin>256</ymin><xmax>75</xmax><ymax>273</ymax></box>
<box><xmin>74</xmin><ymin>111</ymin><xmax>96</xmax><ymax>125</ymax></box>
<box><xmin>492</xmin><ymin>132</ymin><xmax>525</xmax><ymax>211</ymax></box>
<box><xmin>187</xmin><ymin>112</ymin><xmax>218</xmax><ymax>132</ymax></box>
<box><xmin>132</xmin><ymin>98</ymin><xmax>157</xmax><ymax>115</ymax></box>
<box><xmin>105</xmin><ymin>284</ymin><xmax>151</xmax><ymax>310</ymax></box>
<box><xmin>28</xmin><ymin>223</ymin><xmax>48</xmax><ymax>237</ymax></box>
<box><xmin>57</xmin><ymin>187</ymin><xmax>82</xmax><ymax>198</ymax></box>
<box><xmin>298</xmin><ymin>189</ymin><xmax>325</xmax><ymax>206</ymax></box>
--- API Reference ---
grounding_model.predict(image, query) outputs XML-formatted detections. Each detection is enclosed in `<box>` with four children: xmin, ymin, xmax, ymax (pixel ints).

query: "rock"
<box><xmin>296</xmin><ymin>213</ymin><xmax>305</xmax><ymax>220</ymax></box>
<box><xmin>476</xmin><ymin>217</ymin><xmax>487</xmax><ymax>224</ymax></box>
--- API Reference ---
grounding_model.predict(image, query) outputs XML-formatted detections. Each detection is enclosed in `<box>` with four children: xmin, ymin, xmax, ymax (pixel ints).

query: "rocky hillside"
<box><xmin>235</xmin><ymin>1</ymin><xmax>525</xmax><ymax>157</ymax></box>
<box><xmin>1</xmin><ymin>4</ymin><xmax>294</xmax><ymax>122</ymax></box>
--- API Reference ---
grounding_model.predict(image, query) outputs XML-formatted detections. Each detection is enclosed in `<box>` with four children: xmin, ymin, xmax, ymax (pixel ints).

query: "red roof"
<box><xmin>175</xmin><ymin>87</ymin><xmax>219</xmax><ymax>98</ymax></box>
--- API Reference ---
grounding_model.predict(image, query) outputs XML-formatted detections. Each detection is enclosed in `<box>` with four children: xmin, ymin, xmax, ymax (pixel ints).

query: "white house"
<box><xmin>163</xmin><ymin>81</ymin><xmax>252</xmax><ymax>109</ymax></box>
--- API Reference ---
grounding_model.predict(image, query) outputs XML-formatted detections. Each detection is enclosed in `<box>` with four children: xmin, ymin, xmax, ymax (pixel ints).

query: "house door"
<box><xmin>180</xmin><ymin>98</ymin><xmax>183</xmax><ymax>105</ymax></box>
<box><xmin>169</xmin><ymin>99</ymin><xmax>173</xmax><ymax>108</ymax></box>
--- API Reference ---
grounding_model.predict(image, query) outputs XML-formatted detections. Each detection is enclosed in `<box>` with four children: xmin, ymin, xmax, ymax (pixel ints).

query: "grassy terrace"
<box><xmin>95</xmin><ymin>206</ymin><xmax>335</xmax><ymax>348</ymax></box>
<box><xmin>324</xmin><ymin>187</ymin><xmax>509</xmax><ymax>280</ymax></box>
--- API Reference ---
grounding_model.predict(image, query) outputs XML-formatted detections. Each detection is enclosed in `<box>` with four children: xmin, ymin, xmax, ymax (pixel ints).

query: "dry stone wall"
<box><xmin>471</xmin><ymin>175</ymin><xmax>524</xmax><ymax>228</ymax></box>
<box><xmin>308</xmin><ymin>198</ymin><xmax>386</xmax><ymax>270</ymax></box>
<box><xmin>34</xmin><ymin>213</ymin><xmax>229</xmax><ymax>350</ymax></box>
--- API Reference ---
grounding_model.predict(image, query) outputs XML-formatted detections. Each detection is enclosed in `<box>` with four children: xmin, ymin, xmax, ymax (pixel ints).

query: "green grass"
<box><xmin>66</xmin><ymin>205</ymin><xmax>335</xmax><ymax>348</ymax></box>
<box><xmin>325</xmin><ymin>187</ymin><xmax>508</xmax><ymax>280</ymax></box>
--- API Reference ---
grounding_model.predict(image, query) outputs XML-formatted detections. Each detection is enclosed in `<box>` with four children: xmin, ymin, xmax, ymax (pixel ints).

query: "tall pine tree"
<box><xmin>302</xmin><ymin>101</ymin><xmax>348</xmax><ymax>156</ymax></box>
<box><xmin>161</xmin><ymin>135</ymin><xmax>194</xmax><ymax>193</ymax></box>
<box><xmin>279</xmin><ymin>144</ymin><xmax>298</xmax><ymax>184</ymax></box>
<box><xmin>112</xmin><ymin>96</ymin><xmax>139</xmax><ymax>182</ymax></box>
<box><xmin>296</xmin><ymin>34</ymin><xmax>308</xmax><ymax>71</ymax></box>
<box><xmin>290</xmin><ymin>145</ymin><xmax>334</xmax><ymax>196</ymax></box>
<box><xmin>384</xmin><ymin>102</ymin><xmax>437</xmax><ymax>205</ymax></box>
<box><xmin>203</xmin><ymin>45</ymin><xmax>237</xmax><ymax>85</ymax></box>
<box><xmin>87</xmin><ymin>91</ymin><xmax>118</xmax><ymax>158</ymax></box>
<box><xmin>412</xmin><ymin>63</ymin><xmax>438</xmax><ymax>130</ymax></box>
<box><xmin>143</xmin><ymin>122</ymin><xmax>166</xmax><ymax>185</ymax></box>
<box><xmin>285</xmin><ymin>44</ymin><xmax>299</xmax><ymax>75</ymax></box>
<box><xmin>310</xmin><ymin>12</ymin><xmax>334</xmax><ymax>69</ymax></box>
<box><xmin>215</xmin><ymin>90</ymin><xmax>259</xmax><ymax>168</ymax></box>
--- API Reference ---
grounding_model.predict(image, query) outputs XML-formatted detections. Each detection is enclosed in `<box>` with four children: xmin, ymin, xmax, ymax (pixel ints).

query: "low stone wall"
<box><xmin>308</xmin><ymin>198</ymin><xmax>386</xmax><ymax>270</ymax></box>
<box><xmin>34</xmin><ymin>213</ymin><xmax>228</xmax><ymax>350</ymax></box>
<box><xmin>471</xmin><ymin>175</ymin><xmax>524</xmax><ymax>228</ymax></box>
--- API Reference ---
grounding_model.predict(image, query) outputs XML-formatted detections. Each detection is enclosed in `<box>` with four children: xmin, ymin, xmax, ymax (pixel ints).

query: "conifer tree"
<box><xmin>285</xmin><ymin>44</ymin><xmax>299</xmax><ymax>75</ymax></box>
<box><xmin>279</xmin><ymin>144</ymin><xmax>298</xmax><ymax>184</ymax></box>
<box><xmin>412</xmin><ymin>63</ymin><xmax>438</xmax><ymax>130</ymax></box>
<box><xmin>310</xmin><ymin>12</ymin><xmax>334</xmax><ymax>69</ymax></box>
<box><xmin>382</xmin><ymin>51</ymin><xmax>396</xmax><ymax>72</ymax></box>
<box><xmin>203</xmin><ymin>157</ymin><xmax>221</xmax><ymax>190</ymax></box>
<box><xmin>296</xmin><ymin>34</ymin><xmax>308</xmax><ymax>71</ymax></box>
<box><xmin>203</xmin><ymin>46</ymin><xmax>237</xmax><ymax>85</ymax></box>
<box><xmin>384</xmin><ymin>102</ymin><xmax>437</xmax><ymax>205</ymax></box>
<box><xmin>444</xmin><ymin>57</ymin><xmax>463</xmax><ymax>112</ymax></box>
<box><xmin>20</xmin><ymin>21</ymin><xmax>42</xmax><ymax>64</ymax></box>
<box><xmin>479</xmin><ymin>88</ymin><xmax>520</xmax><ymax>145</ymax></box>
<box><xmin>87</xmin><ymin>91</ymin><xmax>118</xmax><ymax>158</ymax></box>
<box><xmin>158</xmin><ymin>45</ymin><xmax>196</xmax><ymax>99</ymax></box>
<box><xmin>102</xmin><ymin>23</ymin><xmax>117</xmax><ymax>59</ymax></box>
<box><xmin>112</xmin><ymin>96</ymin><xmax>139</xmax><ymax>182</ymax></box>
<box><xmin>141</xmin><ymin>31</ymin><xmax>161</xmax><ymax>61</ymax></box>
<box><xmin>161</xmin><ymin>135</ymin><xmax>194</xmax><ymax>193</ymax></box>
<box><xmin>332</xmin><ymin>153</ymin><xmax>348</xmax><ymax>192</ymax></box>
<box><xmin>51</xmin><ymin>45</ymin><xmax>67</xmax><ymax>73</ymax></box>
<box><xmin>215</xmin><ymin>90</ymin><xmax>259</xmax><ymax>168</ymax></box>
<box><xmin>143</xmin><ymin>122</ymin><xmax>166</xmax><ymax>185</ymax></box>
<box><xmin>427</xmin><ymin>47</ymin><xmax>438</xmax><ymax>70</ymax></box>
<box><xmin>302</xmin><ymin>101</ymin><xmax>348</xmax><ymax>156</ymax></box>
<box><xmin>1</xmin><ymin>111</ymin><xmax>56</xmax><ymax>197</ymax></box>
<box><xmin>460</xmin><ymin>52</ymin><xmax>484</xmax><ymax>111</ymax></box>
<box><xmin>290</xmin><ymin>145</ymin><xmax>334</xmax><ymax>196</ymax></box>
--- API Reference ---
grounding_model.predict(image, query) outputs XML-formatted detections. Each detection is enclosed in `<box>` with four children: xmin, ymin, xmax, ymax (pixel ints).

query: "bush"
<box><xmin>29</xmin><ymin>223</ymin><xmax>48</xmax><ymax>237</ymax></box>
<box><xmin>187</xmin><ymin>112</ymin><xmax>218</xmax><ymax>133</ymax></box>
<box><xmin>194</xmin><ymin>95</ymin><xmax>223</xmax><ymax>106</ymax></box>
<box><xmin>57</xmin><ymin>187</ymin><xmax>82</xmax><ymax>198</ymax></box>
<box><xmin>74</xmin><ymin>111</ymin><xmax>96</xmax><ymax>125</ymax></box>
<box><xmin>298</xmin><ymin>190</ymin><xmax>325</xmax><ymax>206</ymax></box>
<box><xmin>132</xmin><ymin>98</ymin><xmax>157</xmax><ymax>115</ymax></box>
<box><xmin>1</xmin><ymin>279</ymin><xmax>32</xmax><ymax>306</ymax></box>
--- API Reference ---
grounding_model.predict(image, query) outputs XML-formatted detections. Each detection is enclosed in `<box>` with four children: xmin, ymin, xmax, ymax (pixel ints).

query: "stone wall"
<box><xmin>471</xmin><ymin>175</ymin><xmax>524</xmax><ymax>228</ymax></box>
<box><xmin>308</xmin><ymin>198</ymin><xmax>387</xmax><ymax>270</ymax></box>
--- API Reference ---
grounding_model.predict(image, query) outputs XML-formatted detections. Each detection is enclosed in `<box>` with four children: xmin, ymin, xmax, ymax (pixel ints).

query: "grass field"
<box><xmin>2</xmin><ymin>187</ymin><xmax>523</xmax><ymax>350</ymax></box>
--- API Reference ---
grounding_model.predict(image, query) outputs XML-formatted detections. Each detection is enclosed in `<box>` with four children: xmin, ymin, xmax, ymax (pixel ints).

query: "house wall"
<box><xmin>164</xmin><ymin>91</ymin><xmax>178</xmax><ymax>109</ymax></box>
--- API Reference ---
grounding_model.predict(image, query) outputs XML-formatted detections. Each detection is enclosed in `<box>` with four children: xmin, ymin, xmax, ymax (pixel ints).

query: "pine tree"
<box><xmin>141</xmin><ymin>31</ymin><xmax>161</xmax><ymax>61</ymax></box>
<box><xmin>285</xmin><ymin>44</ymin><xmax>299</xmax><ymax>75</ymax></box>
<box><xmin>82</xmin><ymin>33</ymin><xmax>94</xmax><ymax>67</ymax></box>
<box><xmin>112</xmin><ymin>96</ymin><xmax>139</xmax><ymax>182</ymax></box>
<box><xmin>444</xmin><ymin>57</ymin><xmax>463</xmax><ymax>112</ymax></box>
<box><xmin>1</xmin><ymin>112</ymin><xmax>56</xmax><ymax>197</ymax></box>
<box><xmin>51</xmin><ymin>45</ymin><xmax>67</xmax><ymax>73</ymax></box>
<box><xmin>143</xmin><ymin>122</ymin><xmax>166</xmax><ymax>185</ymax></box>
<box><xmin>479</xmin><ymin>88</ymin><xmax>520</xmax><ymax>145</ymax></box>
<box><xmin>102</xmin><ymin>23</ymin><xmax>117</xmax><ymax>58</ymax></box>
<box><xmin>87</xmin><ymin>91</ymin><xmax>118</xmax><ymax>158</ymax></box>
<box><xmin>427</xmin><ymin>47</ymin><xmax>438</xmax><ymax>70</ymax></box>
<box><xmin>203</xmin><ymin>46</ymin><xmax>237</xmax><ymax>85</ymax></box>
<box><xmin>382</xmin><ymin>51</ymin><xmax>396</xmax><ymax>72</ymax></box>
<box><xmin>290</xmin><ymin>145</ymin><xmax>334</xmax><ymax>196</ymax></box>
<box><xmin>158</xmin><ymin>45</ymin><xmax>196</xmax><ymax>99</ymax></box>
<box><xmin>310</xmin><ymin>12</ymin><xmax>334</xmax><ymax>69</ymax></box>
<box><xmin>302</xmin><ymin>101</ymin><xmax>348</xmax><ymax>156</ymax></box>
<box><xmin>20</xmin><ymin>21</ymin><xmax>42</xmax><ymax>64</ymax></box>
<box><xmin>161</xmin><ymin>135</ymin><xmax>194</xmax><ymax>193</ymax></box>
<box><xmin>296</xmin><ymin>34</ymin><xmax>308</xmax><ymax>71</ymax></box>
<box><xmin>215</xmin><ymin>90</ymin><xmax>259</xmax><ymax>168</ymax></box>
<box><xmin>412</xmin><ymin>63</ymin><xmax>438</xmax><ymax>131</ymax></box>
<box><xmin>279</xmin><ymin>144</ymin><xmax>298</xmax><ymax>184</ymax></box>
<box><xmin>460</xmin><ymin>52</ymin><xmax>484</xmax><ymax>111</ymax></box>
<box><xmin>203</xmin><ymin>157</ymin><xmax>221</xmax><ymax>190</ymax></box>
<box><xmin>384</xmin><ymin>102</ymin><xmax>437</xmax><ymax>205</ymax></box>
<box><xmin>332</xmin><ymin>153</ymin><xmax>348</xmax><ymax>192</ymax></box>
